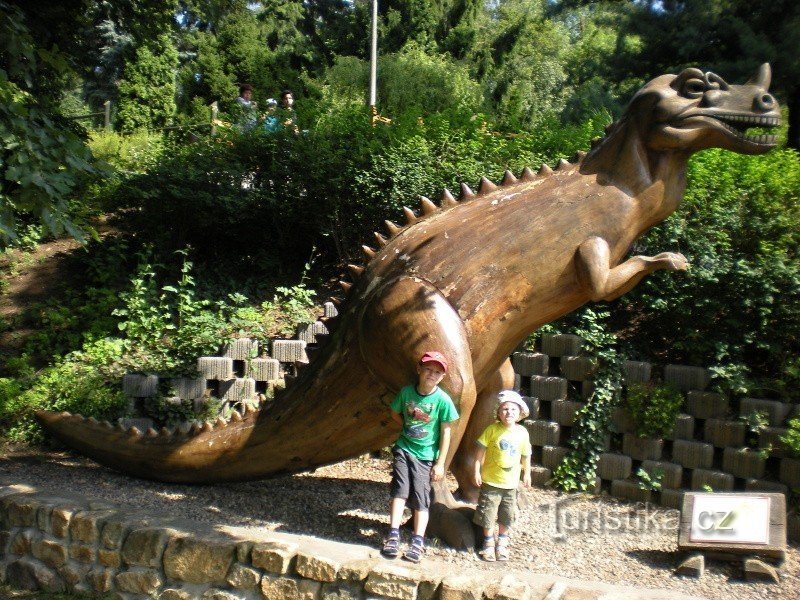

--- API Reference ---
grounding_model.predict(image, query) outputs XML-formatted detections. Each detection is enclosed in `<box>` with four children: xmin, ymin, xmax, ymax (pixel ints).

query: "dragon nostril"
<box><xmin>756</xmin><ymin>94</ymin><xmax>775</xmax><ymax>110</ymax></box>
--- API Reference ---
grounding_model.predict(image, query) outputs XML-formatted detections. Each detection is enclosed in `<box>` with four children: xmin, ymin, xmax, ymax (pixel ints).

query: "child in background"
<box><xmin>473</xmin><ymin>389</ymin><xmax>531</xmax><ymax>561</ymax></box>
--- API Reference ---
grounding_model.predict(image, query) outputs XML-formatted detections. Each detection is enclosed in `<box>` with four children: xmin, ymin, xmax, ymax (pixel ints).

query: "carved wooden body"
<box><xmin>38</xmin><ymin>65</ymin><xmax>779</xmax><ymax>544</ymax></box>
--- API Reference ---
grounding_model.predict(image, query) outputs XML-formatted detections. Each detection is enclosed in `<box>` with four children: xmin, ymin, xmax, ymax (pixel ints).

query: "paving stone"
<box><xmin>611</xmin><ymin>479</ymin><xmax>652</xmax><ymax>504</ymax></box>
<box><xmin>320</xmin><ymin>581</ymin><xmax>363</xmax><ymax>600</ymax></box>
<box><xmin>31</xmin><ymin>538</ymin><xmax>68</xmax><ymax>568</ymax></box>
<box><xmin>675</xmin><ymin>553</ymin><xmax>704</xmax><ymax>578</ymax></box>
<box><xmin>722</xmin><ymin>447</ymin><xmax>766</xmax><ymax>479</ymax></box>
<box><xmin>525</xmin><ymin>420</ymin><xmax>560</xmax><ymax>447</ymax></box>
<box><xmin>163</xmin><ymin>536</ymin><xmax>236</xmax><ymax>584</ymax></box>
<box><xmin>261</xmin><ymin>574</ymin><xmax>321</xmax><ymax>600</ymax></box>
<box><xmin>69</xmin><ymin>543</ymin><xmax>95</xmax><ymax>563</ymax></box>
<box><xmin>121</xmin><ymin>527</ymin><xmax>175</xmax><ymax>568</ymax></box>
<box><xmin>247</xmin><ymin>358</ymin><xmax>280</xmax><ymax>382</ymax></box>
<box><xmin>659</xmin><ymin>488</ymin><xmax>686</xmax><ymax>510</ymax></box>
<box><xmin>597</xmin><ymin>453</ymin><xmax>632</xmax><ymax>481</ymax></box>
<box><xmin>685</xmin><ymin>391</ymin><xmax>728</xmax><ymax>419</ymax></box>
<box><xmin>219</xmin><ymin>377</ymin><xmax>256</xmax><ymax>402</ymax></box>
<box><xmin>485</xmin><ymin>574</ymin><xmax>540</xmax><ymax>600</ymax></box>
<box><xmin>622</xmin><ymin>360</ymin><xmax>652</xmax><ymax>384</ymax></box>
<box><xmin>622</xmin><ymin>434</ymin><xmax>663</xmax><ymax>461</ymax></box>
<box><xmin>540</xmin><ymin>334</ymin><xmax>583</xmax><ymax>357</ymax></box>
<box><xmin>122</xmin><ymin>374</ymin><xmax>159</xmax><ymax>397</ymax></box>
<box><xmin>251</xmin><ymin>540</ymin><xmax>298</xmax><ymax>574</ymax></box>
<box><xmin>295</xmin><ymin>551</ymin><xmax>340</xmax><ymax>582</ymax></box>
<box><xmin>225</xmin><ymin>562</ymin><xmax>262</xmax><ymax>589</ymax></box>
<box><xmin>758</xmin><ymin>427</ymin><xmax>790</xmax><ymax>457</ymax></box>
<box><xmin>198</xmin><ymin>357</ymin><xmax>234</xmax><ymax>380</ymax></box>
<box><xmin>86</xmin><ymin>568</ymin><xmax>114</xmax><ymax>593</ymax></box>
<box><xmin>691</xmin><ymin>468</ymin><xmax>735</xmax><ymax>491</ymax></box>
<box><xmin>439</xmin><ymin>573</ymin><xmax>486</xmax><ymax>600</ymax></box>
<box><xmin>3</xmin><ymin>495</ymin><xmax>40</xmax><ymax>527</ymax></box>
<box><xmin>542</xmin><ymin>446</ymin><xmax>569</xmax><ymax>470</ymax></box>
<box><xmin>559</xmin><ymin>356</ymin><xmax>597</xmax><ymax>381</ymax></box>
<box><xmin>51</xmin><ymin>505</ymin><xmax>79</xmax><ymax>538</ymax></box>
<box><xmin>611</xmin><ymin>408</ymin><xmax>636</xmax><ymax>434</ymax></box>
<box><xmin>704</xmin><ymin>418</ymin><xmax>746</xmax><ymax>448</ymax></box>
<box><xmin>740</xmin><ymin>398</ymin><xmax>792</xmax><ymax>427</ymax></box>
<box><xmin>671</xmin><ymin>439</ymin><xmax>714</xmax><ymax>469</ymax></box>
<box><xmin>160</xmin><ymin>590</ymin><xmax>193</xmax><ymax>600</ymax></box>
<box><xmin>169</xmin><ymin>377</ymin><xmax>207</xmax><ymax>400</ymax></box>
<box><xmin>203</xmin><ymin>589</ymin><xmax>241</xmax><ymax>600</ymax></box>
<box><xmin>530</xmin><ymin>466</ymin><xmax>552</xmax><ymax>487</ymax></box>
<box><xmin>35</xmin><ymin>503</ymin><xmax>53</xmax><ymax>533</ymax></box>
<box><xmin>745</xmin><ymin>479</ymin><xmax>789</xmax><ymax>495</ymax></box>
<box><xmin>6</xmin><ymin>557</ymin><xmax>65</xmax><ymax>593</ymax></box>
<box><xmin>297</xmin><ymin>321</ymin><xmax>329</xmax><ymax>344</ymax></box>
<box><xmin>272</xmin><ymin>339</ymin><xmax>308</xmax><ymax>363</ymax></box>
<box><xmin>665</xmin><ymin>414</ymin><xmax>695</xmax><ymax>441</ymax></box>
<box><xmin>640</xmin><ymin>460</ymin><xmax>683</xmax><ymax>489</ymax></box>
<box><xmin>744</xmin><ymin>557</ymin><xmax>780</xmax><ymax>583</ymax></box>
<box><xmin>529</xmin><ymin>376</ymin><xmax>567</xmax><ymax>401</ymax></box>
<box><xmin>337</xmin><ymin>558</ymin><xmax>374</xmax><ymax>582</ymax></box>
<box><xmin>58</xmin><ymin>563</ymin><xmax>88</xmax><ymax>592</ymax></box>
<box><xmin>779</xmin><ymin>458</ymin><xmax>800</xmax><ymax>488</ymax></box>
<box><xmin>364</xmin><ymin>563</ymin><xmax>420</xmax><ymax>600</ymax></box>
<box><xmin>664</xmin><ymin>365</ymin><xmax>710</xmax><ymax>391</ymax></box>
<box><xmin>115</xmin><ymin>569</ymin><xmax>163</xmax><ymax>594</ymax></box>
<box><xmin>98</xmin><ymin>548</ymin><xmax>122</xmax><ymax>568</ymax></box>
<box><xmin>550</xmin><ymin>400</ymin><xmax>584</xmax><ymax>426</ymax></box>
<box><xmin>10</xmin><ymin>530</ymin><xmax>35</xmax><ymax>555</ymax></box>
<box><xmin>511</xmin><ymin>352</ymin><xmax>549</xmax><ymax>377</ymax></box>
<box><xmin>323</xmin><ymin>302</ymin><xmax>338</xmax><ymax>318</ymax></box>
<box><xmin>222</xmin><ymin>338</ymin><xmax>258</xmax><ymax>360</ymax></box>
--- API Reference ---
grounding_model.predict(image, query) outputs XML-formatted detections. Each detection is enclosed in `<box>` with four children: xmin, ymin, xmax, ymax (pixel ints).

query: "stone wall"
<box><xmin>511</xmin><ymin>333</ymin><xmax>800</xmax><ymax>543</ymax></box>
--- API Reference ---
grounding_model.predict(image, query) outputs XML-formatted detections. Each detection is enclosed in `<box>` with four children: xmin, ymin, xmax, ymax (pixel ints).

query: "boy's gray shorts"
<box><xmin>473</xmin><ymin>484</ymin><xmax>517</xmax><ymax>529</ymax></box>
<box><xmin>390</xmin><ymin>446</ymin><xmax>433</xmax><ymax>511</ymax></box>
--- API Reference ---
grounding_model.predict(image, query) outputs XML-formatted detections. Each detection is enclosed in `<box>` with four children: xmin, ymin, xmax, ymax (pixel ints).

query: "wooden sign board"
<box><xmin>678</xmin><ymin>492</ymin><xmax>786</xmax><ymax>561</ymax></box>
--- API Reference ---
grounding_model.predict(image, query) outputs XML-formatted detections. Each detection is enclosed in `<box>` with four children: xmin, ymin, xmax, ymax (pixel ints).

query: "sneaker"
<box><xmin>381</xmin><ymin>529</ymin><xmax>400</xmax><ymax>558</ymax></box>
<box><xmin>402</xmin><ymin>535</ymin><xmax>425</xmax><ymax>563</ymax></box>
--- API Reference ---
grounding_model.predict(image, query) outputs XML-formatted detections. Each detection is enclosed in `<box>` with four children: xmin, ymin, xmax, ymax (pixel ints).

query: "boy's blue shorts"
<box><xmin>390</xmin><ymin>446</ymin><xmax>433</xmax><ymax>510</ymax></box>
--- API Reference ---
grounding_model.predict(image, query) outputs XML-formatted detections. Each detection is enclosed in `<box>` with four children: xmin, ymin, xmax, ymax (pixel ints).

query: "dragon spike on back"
<box><xmin>373</xmin><ymin>232</ymin><xmax>388</xmax><ymax>247</ymax></box>
<box><xmin>215</xmin><ymin>417</ymin><xmax>227</xmax><ymax>428</ymax></box>
<box><xmin>501</xmin><ymin>170</ymin><xmax>517</xmax><ymax>186</ymax></box>
<box><xmin>347</xmin><ymin>264</ymin><xmax>364</xmax><ymax>278</ymax></box>
<box><xmin>384</xmin><ymin>220</ymin><xmax>401</xmax><ymax>236</ymax></box>
<box><xmin>555</xmin><ymin>158</ymin><xmax>571</xmax><ymax>171</ymax></box>
<box><xmin>361</xmin><ymin>245</ymin><xmax>376</xmax><ymax>260</ymax></box>
<box><xmin>419</xmin><ymin>196</ymin><xmax>437</xmax><ymax>215</ymax></box>
<box><xmin>574</xmin><ymin>150</ymin><xmax>587</xmax><ymax>162</ymax></box>
<box><xmin>329</xmin><ymin>296</ymin><xmax>342</xmax><ymax>306</ymax></box>
<box><xmin>145</xmin><ymin>427</ymin><xmax>158</xmax><ymax>438</ymax></box>
<box><xmin>440</xmin><ymin>188</ymin><xmax>458</xmax><ymax>207</ymax></box>
<box><xmin>230</xmin><ymin>410</ymin><xmax>243</xmax><ymax>422</ymax></box>
<box><xmin>459</xmin><ymin>182</ymin><xmax>475</xmax><ymax>199</ymax></box>
<box><xmin>127</xmin><ymin>427</ymin><xmax>141</xmax><ymax>437</ymax></box>
<box><xmin>159</xmin><ymin>427</ymin><xmax>172</xmax><ymax>437</ymax></box>
<box><xmin>201</xmin><ymin>421</ymin><xmax>214</xmax><ymax>433</ymax></box>
<box><xmin>478</xmin><ymin>176</ymin><xmax>497</xmax><ymax>194</ymax></box>
<box><xmin>338</xmin><ymin>281</ymin><xmax>352</xmax><ymax>293</ymax></box>
<box><xmin>538</xmin><ymin>164</ymin><xmax>554</xmax><ymax>176</ymax></box>
<box><xmin>520</xmin><ymin>167</ymin><xmax>536</xmax><ymax>181</ymax></box>
<box><xmin>402</xmin><ymin>207</ymin><xmax>417</xmax><ymax>225</ymax></box>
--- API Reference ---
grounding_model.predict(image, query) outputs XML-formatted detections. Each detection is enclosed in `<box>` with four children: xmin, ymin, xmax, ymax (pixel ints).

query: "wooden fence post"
<box><xmin>103</xmin><ymin>100</ymin><xmax>111</xmax><ymax>130</ymax></box>
<box><xmin>210</xmin><ymin>101</ymin><xmax>218</xmax><ymax>135</ymax></box>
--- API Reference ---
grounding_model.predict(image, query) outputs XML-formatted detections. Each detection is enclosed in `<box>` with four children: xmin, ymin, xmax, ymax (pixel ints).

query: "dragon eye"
<box><xmin>683</xmin><ymin>78</ymin><xmax>706</xmax><ymax>98</ymax></box>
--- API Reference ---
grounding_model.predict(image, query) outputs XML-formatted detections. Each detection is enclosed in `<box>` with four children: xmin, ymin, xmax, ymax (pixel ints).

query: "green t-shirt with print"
<box><xmin>391</xmin><ymin>385</ymin><xmax>459</xmax><ymax>462</ymax></box>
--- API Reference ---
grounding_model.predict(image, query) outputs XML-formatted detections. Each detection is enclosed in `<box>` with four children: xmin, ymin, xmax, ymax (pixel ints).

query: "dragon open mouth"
<box><xmin>714</xmin><ymin>113</ymin><xmax>780</xmax><ymax>145</ymax></box>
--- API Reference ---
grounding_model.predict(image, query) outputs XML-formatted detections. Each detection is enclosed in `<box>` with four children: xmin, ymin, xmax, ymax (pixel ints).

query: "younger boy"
<box><xmin>383</xmin><ymin>351</ymin><xmax>459</xmax><ymax>563</ymax></box>
<box><xmin>473</xmin><ymin>390</ymin><xmax>531</xmax><ymax>561</ymax></box>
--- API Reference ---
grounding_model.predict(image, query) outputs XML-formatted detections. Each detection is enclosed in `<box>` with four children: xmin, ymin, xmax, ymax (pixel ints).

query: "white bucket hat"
<box><xmin>496</xmin><ymin>390</ymin><xmax>530</xmax><ymax>421</ymax></box>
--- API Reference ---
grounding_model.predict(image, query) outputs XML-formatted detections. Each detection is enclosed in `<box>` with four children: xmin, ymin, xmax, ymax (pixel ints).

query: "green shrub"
<box><xmin>88</xmin><ymin>130</ymin><xmax>166</xmax><ymax>174</ymax></box>
<box><xmin>782</xmin><ymin>417</ymin><xmax>800</xmax><ymax>459</ymax></box>
<box><xmin>624</xmin><ymin>382</ymin><xmax>683</xmax><ymax>439</ymax></box>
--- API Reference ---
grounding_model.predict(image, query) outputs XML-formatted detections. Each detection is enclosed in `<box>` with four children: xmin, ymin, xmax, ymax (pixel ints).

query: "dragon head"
<box><xmin>637</xmin><ymin>63</ymin><xmax>780</xmax><ymax>155</ymax></box>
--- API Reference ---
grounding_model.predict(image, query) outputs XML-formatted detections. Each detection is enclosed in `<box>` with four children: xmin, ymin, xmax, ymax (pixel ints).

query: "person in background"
<box><xmin>235</xmin><ymin>83</ymin><xmax>258</xmax><ymax>131</ymax></box>
<box><xmin>278</xmin><ymin>88</ymin><xmax>299</xmax><ymax>134</ymax></box>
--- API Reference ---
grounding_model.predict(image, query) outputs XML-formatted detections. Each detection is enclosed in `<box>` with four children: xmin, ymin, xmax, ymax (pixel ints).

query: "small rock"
<box><xmin>675</xmin><ymin>552</ymin><xmax>704</xmax><ymax>578</ymax></box>
<box><xmin>743</xmin><ymin>557</ymin><xmax>780</xmax><ymax>583</ymax></box>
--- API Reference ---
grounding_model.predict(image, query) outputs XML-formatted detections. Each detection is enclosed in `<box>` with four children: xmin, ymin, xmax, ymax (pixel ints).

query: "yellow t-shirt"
<box><xmin>477</xmin><ymin>422</ymin><xmax>532</xmax><ymax>489</ymax></box>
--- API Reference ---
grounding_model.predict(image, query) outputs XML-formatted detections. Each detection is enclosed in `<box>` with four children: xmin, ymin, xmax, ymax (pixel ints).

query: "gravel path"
<box><xmin>1</xmin><ymin>448</ymin><xmax>797</xmax><ymax>599</ymax></box>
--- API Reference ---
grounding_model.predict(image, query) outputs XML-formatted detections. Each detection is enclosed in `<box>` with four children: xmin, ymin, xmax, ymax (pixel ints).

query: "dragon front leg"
<box><xmin>576</xmin><ymin>236</ymin><xmax>689</xmax><ymax>302</ymax></box>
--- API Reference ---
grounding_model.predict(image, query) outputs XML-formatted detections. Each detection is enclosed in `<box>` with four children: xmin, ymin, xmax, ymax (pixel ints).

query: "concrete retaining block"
<box><xmin>622</xmin><ymin>361</ymin><xmax>652</xmax><ymax>384</ymax></box>
<box><xmin>523</xmin><ymin>396</ymin><xmax>540</xmax><ymax>420</ymax></box>
<box><xmin>540</xmin><ymin>334</ymin><xmax>583</xmax><ymax>357</ymax></box>
<box><xmin>296</xmin><ymin>321</ymin><xmax>329</xmax><ymax>344</ymax></box>
<box><xmin>511</xmin><ymin>352</ymin><xmax>549</xmax><ymax>377</ymax></box>
<box><xmin>530</xmin><ymin>466</ymin><xmax>552</xmax><ymax>487</ymax></box>
<box><xmin>722</xmin><ymin>447</ymin><xmax>766</xmax><ymax>479</ymax></box>
<box><xmin>542</xmin><ymin>446</ymin><xmax>569</xmax><ymax>470</ymax></box>
<box><xmin>622</xmin><ymin>434</ymin><xmax>663</xmax><ymax>461</ymax></box>
<box><xmin>271</xmin><ymin>340</ymin><xmax>308</xmax><ymax>363</ymax></box>
<box><xmin>219</xmin><ymin>378</ymin><xmax>256</xmax><ymax>402</ymax></box>
<box><xmin>597</xmin><ymin>453</ymin><xmax>632</xmax><ymax>481</ymax></box>
<box><xmin>758</xmin><ymin>426</ymin><xmax>790</xmax><ymax>457</ymax></box>
<box><xmin>779</xmin><ymin>458</ymin><xmax>800</xmax><ymax>488</ymax></box>
<box><xmin>550</xmin><ymin>400</ymin><xmax>584</xmax><ymax>426</ymax></box>
<box><xmin>559</xmin><ymin>356</ymin><xmax>596</xmax><ymax>381</ymax></box>
<box><xmin>168</xmin><ymin>377</ymin><xmax>206</xmax><ymax>400</ymax></box>
<box><xmin>685</xmin><ymin>391</ymin><xmax>728</xmax><ymax>420</ymax></box>
<box><xmin>671</xmin><ymin>440</ymin><xmax>714</xmax><ymax>469</ymax></box>
<box><xmin>525</xmin><ymin>420</ymin><xmax>560</xmax><ymax>447</ymax></box>
<box><xmin>198</xmin><ymin>357</ymin><xmax>234</xmax><ymax>381</ymax></box>
<box><xmin>640</xmin><ymin>460</ymin><xmax>683</xmax><ymax>489</ymax></box>
<box><xmin>745</xmin><ymin>479</ymin><xmax>789</xmax><ymax>495</ymax></box>
<box><xmin>529</xmin><ymin>376</ymin><xmax>567</xmax><ymax>401</ymax></box>
<box><xmin>611</xmin><ymin>480</ymin><xmax>652</xmax><ymax>504</ymax></box>
<box><xmin>659</xmin><ymin>488</ymin><xmax>685</xmax><ymax>510</ymax></box>
<box><xmin>221</xmin><ymin>338</ymin><xmax>257</xmax><ymax>361</ymax></box>
<box><xmin>323</xmin><ymin>302</ymin><xmax>338</xmax><ymax>318</ymax></box>
<box><xmin>664</xmin><ymin>365</ymin><xmax>710</xmax><ymax>392</ymax></box>
<box><xmin>611</xmin><ymin>408</ymin><xmax>636</xmax><ymax>434</ymax></box>
<box><xmin>691</xmin><ymin>469</ymin><xmax>734</xmax><ymax>491</ymax></box>
<box><xmin>666</xmin><ymin>414</ymin><xmax>695</xmax><ymax>441</ymax></box>
<box><xmin>246</xmin><ymin>358</ymin><xmax>280</xmax><ymax>382</ymax></box>
<box><xmin>122</xmin><ymin>374</ymin><xmax>159</xmax><ymax>398</ymax></box>
<box><xmin>704</xmin><ymin>418</ymin><xmax>745</xmax><ymax>448</ymax></box>
<box><xmin>740</xmin><ymin>398</ymin><xmax>792</xmax><ymax>427</ymax></box>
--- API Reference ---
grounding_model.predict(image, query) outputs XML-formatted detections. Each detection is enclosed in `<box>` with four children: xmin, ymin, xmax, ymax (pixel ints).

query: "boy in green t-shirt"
<box><xmin>382</xmin><ymin>351</ymin><xmax>459</xmax><ymax>563</ymax></box>
<box><xmin>473</xmin><ymin>390</ymin><xmax>531</xmax><ymax>561</ymax></box>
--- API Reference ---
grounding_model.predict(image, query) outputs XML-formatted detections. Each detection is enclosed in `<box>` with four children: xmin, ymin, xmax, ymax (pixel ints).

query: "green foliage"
<box><xmin>552</xmin><ymin>307</ymin><xmax>622</xmax><ymax>493</ymax></box>
<box><xmin>87</xmin><ymin>129</ymin><xmax>166</xmax><ymax>173</ymax></box>
<box><xmin>782</xmin><ymin>417</ymin><xmax>800</xmax><ymax>459</ymax></box>
<box><xmin>624</xmin><ymin>382</ymin><xmax>683</xmax><ymax>439</ymax></box>
<box><xmin>636</xmin><ymin>466</ymin><xmax>663</xmax><ymax>492</ymax></box>
<box><xmin>141</xmin><ymin>385</ymin><xmax>221</xmax><ymax>428</ymax></box>
<box><xmin>116</xmin><ymin>34</ymin><xmax>178</xmax><ymax>132</ymax></box>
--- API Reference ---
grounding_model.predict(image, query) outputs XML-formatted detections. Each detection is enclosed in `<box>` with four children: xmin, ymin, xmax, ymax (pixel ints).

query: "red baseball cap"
<box><xmin>419</xmin><ymin>351</ymin><xmax>448</xmax><ymax>372</ymax></box>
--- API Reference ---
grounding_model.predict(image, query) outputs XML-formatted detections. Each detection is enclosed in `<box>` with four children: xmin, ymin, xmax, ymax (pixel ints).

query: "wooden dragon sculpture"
<box><xmin>38</xmin><ymin>64</ymin><xmax>779</xmax><ymax>547</ymax></box>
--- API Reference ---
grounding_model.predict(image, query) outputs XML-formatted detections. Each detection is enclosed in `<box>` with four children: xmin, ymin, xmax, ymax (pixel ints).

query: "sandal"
<box><xmin>403</xmin><ymin>535</ymin><xmax>425</xmax><ymax>563</ymax></box>
<box><xmin>495</xmin><ymin>535</ymin><xmax>510</xmax><ymax>561</ymax></box>
<box><xmin>478</xmin><ymin>537</ymin><xmax>496</xmax><ymax>562</ymax></box>
<box><xmin>381</xmin><ymin>530</ymin><xmax>400</xmax><ymax>558</ymax></box>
